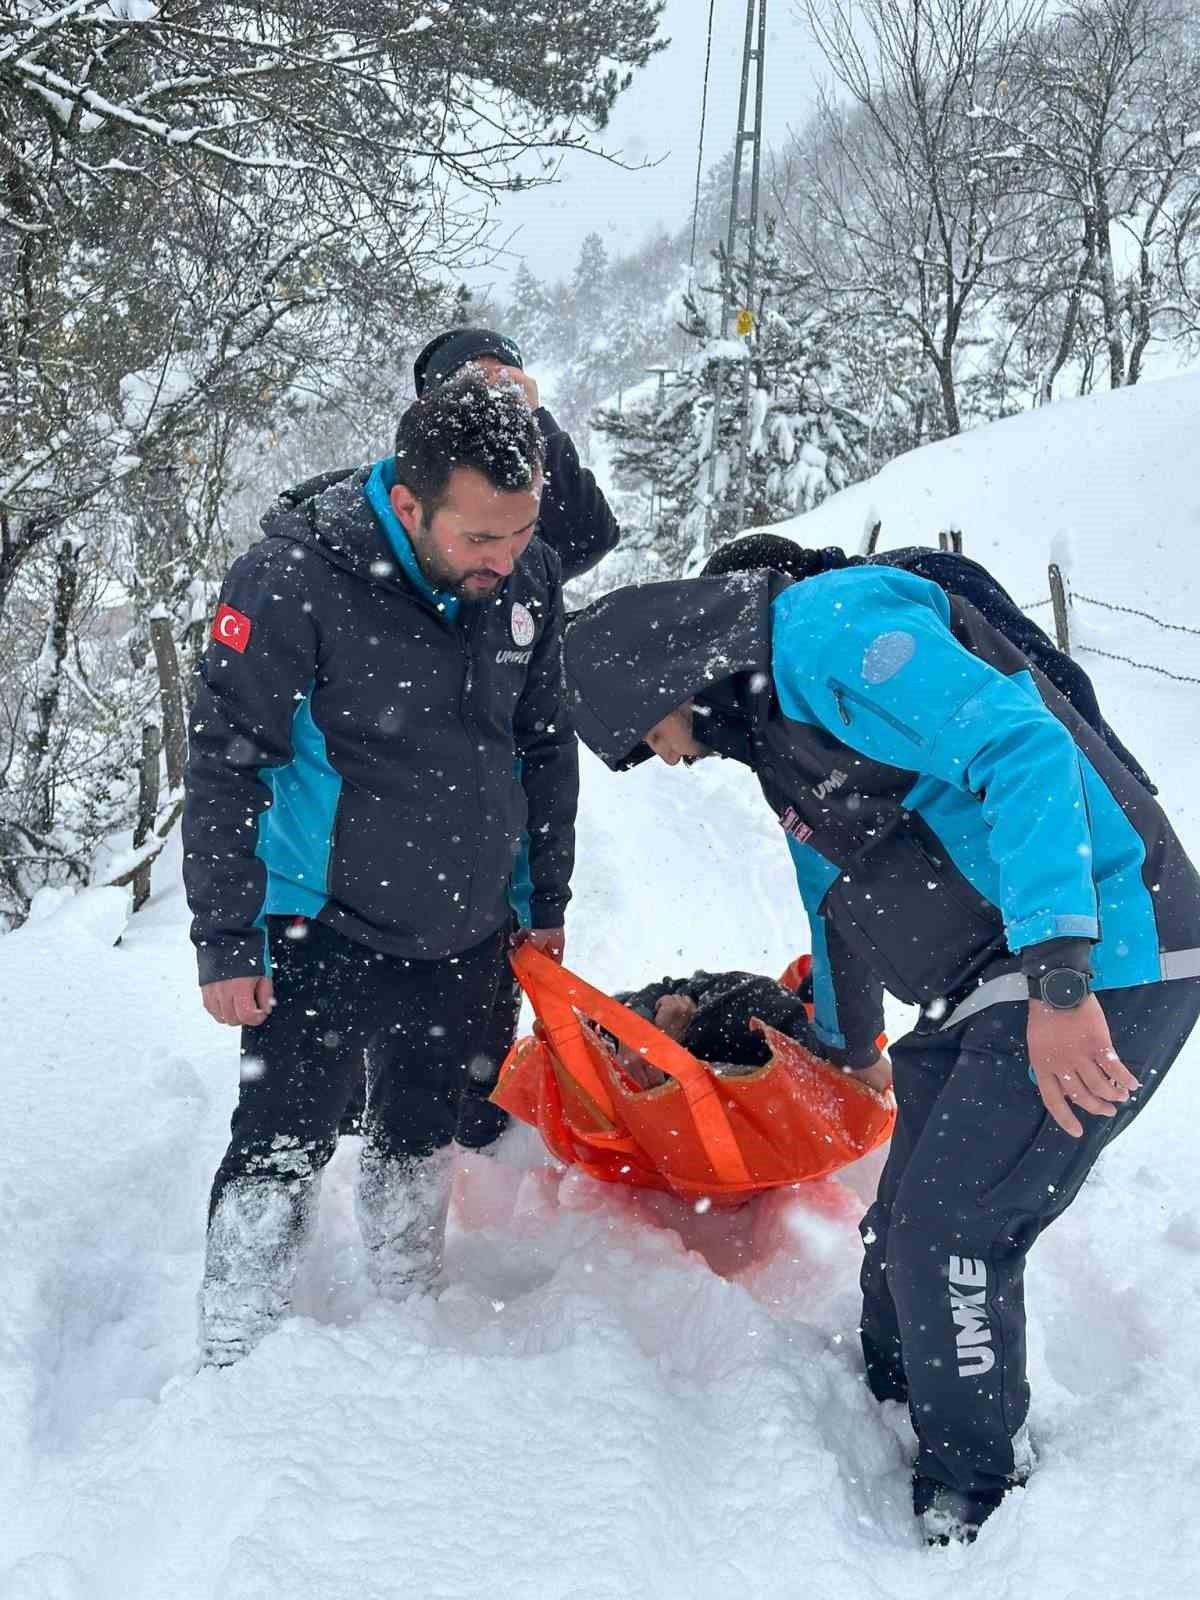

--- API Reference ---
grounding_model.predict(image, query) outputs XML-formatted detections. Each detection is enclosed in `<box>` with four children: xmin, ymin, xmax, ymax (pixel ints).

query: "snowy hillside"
<box><xmin>3</xmin><ymin>379</ymin><xmax>1200</xmax><ymax>1598</ymax></box>
<box><xmin>777</xmin><ymin>373</ymin><xmax>1200</xmax><ymax>711</ymax></box>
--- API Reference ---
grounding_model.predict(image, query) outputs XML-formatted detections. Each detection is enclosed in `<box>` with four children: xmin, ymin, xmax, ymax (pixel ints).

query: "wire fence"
<box><xmin>1071</xmin><ymin>593</ymin><xmax>1200</xmax><ymax>639</ymax></box>
<box><xmin>1075</xmin><ymin>646</ymin><xmax>1200</xmax><ymax>685</ymax></box>
<box><xmin>1018</xmin><ymin>581</ymin><xmax>1200</xmax><ymax>684</ymax></box>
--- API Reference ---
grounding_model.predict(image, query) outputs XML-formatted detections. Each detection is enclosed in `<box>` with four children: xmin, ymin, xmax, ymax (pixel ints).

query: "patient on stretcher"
<box><xmin>608</xmin><ymin>970</ymin><xmax>891</xmax><ymax>1093</ymax></box>
<box><xmin>496</xmin><ymin>945</ymin><xmax>897</xmax><ymax>1201</ymax></box>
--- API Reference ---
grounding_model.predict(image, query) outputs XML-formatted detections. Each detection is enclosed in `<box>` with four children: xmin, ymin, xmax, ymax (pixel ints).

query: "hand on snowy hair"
<box><xmin>512</xmin><ymin>926</ymin><xmax>565</xmax><ymax>964</ymax></box>
<box><xmin>468</xmin><ymin>356</ymin><xmax>539</xmax><ymax>411</ymax></box>
<box><xmin>1027</xmin><ymin>995</ymin><xmax>1140</xmax><ymax>1138</ymax></box>
<box><xmin>202</xmin><ymin>975</ymin><xmax>274</xmax><ymax>1028</ymax></box>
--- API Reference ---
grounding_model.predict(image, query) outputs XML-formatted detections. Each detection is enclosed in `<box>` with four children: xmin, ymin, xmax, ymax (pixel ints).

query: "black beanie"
<box><xmin>413</xmin><ymin>327</ymin><xmax>524</xmax><ymax>395</ymax></box>
<box><xmin>700</xmin><ymin>534</ymin><xmax>846</xmax><ymax>584</ymax></box>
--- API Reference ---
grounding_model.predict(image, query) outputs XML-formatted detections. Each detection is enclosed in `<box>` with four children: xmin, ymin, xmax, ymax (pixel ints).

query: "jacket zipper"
<box><xmin>458</xmin><ymin>608</ymin><xmax>485</xmax><ymax>929</ymax></box>
<box><xmin>827</xmin><ymin>678</ymin><xmax>925</xmax><ymax>746</ymax></box>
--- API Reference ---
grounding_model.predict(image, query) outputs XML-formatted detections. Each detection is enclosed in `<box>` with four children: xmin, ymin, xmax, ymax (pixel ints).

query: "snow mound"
<box><xmin>780</xmin><ymin>373</ymin><xmax>1200</xmax><ymax>587</ymax></box>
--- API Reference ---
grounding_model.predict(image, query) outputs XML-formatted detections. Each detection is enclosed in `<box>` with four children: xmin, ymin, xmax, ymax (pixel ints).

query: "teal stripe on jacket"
<box><xmin>785</xmin><ymin>833</ymin><xmax>844</xmax><ymax>1049</ymax></box>
<box><xmin>254</xmin><ymin>690</ymin><xmax>341</xmax><ymax>972</ymax></box>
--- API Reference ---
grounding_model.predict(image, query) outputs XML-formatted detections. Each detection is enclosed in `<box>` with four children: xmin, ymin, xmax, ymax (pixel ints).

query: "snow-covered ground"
<box><xmin>3</xmin><ymin>378</ymin><xmax>1200</xmax><ymax>1597</ymax></box>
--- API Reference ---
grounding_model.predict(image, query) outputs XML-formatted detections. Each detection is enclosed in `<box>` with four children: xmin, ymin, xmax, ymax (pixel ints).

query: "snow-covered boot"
<box><xmin>200</xmin><ymin>1172</ymin><xmax>318</xmax><ymax>1367</ymax></box>
<box><xmin>1009</xmin><ymin>1421</ymin><xmax>1037</xmax><ymax>1487</ymax></box>
<box><xmin>915</xmin><ymin>1474</ymin><xmax>1008</xmax><ymax>1547</ymax></box>
<box><xmin>355</xmin><ymin>1146</ymin><xmax>454</xmax><ymax>1301</ymax></box>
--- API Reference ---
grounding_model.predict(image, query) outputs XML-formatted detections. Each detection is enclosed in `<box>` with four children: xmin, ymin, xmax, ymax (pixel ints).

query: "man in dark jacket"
<box><xmin>182</xmin><ymin>376</ymin><xmax>578</xmax><ymax>1365</ymax></box>
<box><xmin>412</xmin><ymin>325</ymin><xmax>621</xmax><ymax>1148</ymax></box>
<box><xmin>279</xmin><ymin>330</ymin><xmax>619</xmax><ymax>1150</ymax></box>
<box><xmin>563</xmin><ymin>567</ymin><xmax>1200</xmax><ymax>1544</ymax></box>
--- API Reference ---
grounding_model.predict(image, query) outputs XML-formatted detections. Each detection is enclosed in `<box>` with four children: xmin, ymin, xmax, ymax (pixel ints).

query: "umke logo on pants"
<box><xmin>948</xmin><ymin>1254</ymin><xmax>995</xmax><ymax>1376</ymax></box>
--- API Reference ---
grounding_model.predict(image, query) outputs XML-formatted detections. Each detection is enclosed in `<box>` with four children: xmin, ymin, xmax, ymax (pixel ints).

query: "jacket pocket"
<box><xmin>826</xmin><ymin>678</ymin><xmax>925</xmax><ymax>746</ymax></box>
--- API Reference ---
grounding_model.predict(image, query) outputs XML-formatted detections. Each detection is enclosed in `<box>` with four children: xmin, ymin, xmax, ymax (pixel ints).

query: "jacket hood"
<box><xmin>564</xmin><ymin>571</ymin><xmax>777</xmax><ymax>769</ymax></box>
<box><xmin>259</xmin><ymin>465</ymin><xmax>396</xmax><ymax>586</ymax></box>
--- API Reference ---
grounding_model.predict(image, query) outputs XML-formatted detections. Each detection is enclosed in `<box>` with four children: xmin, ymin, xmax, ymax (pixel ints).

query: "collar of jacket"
<box><xmin>363</xmin><ymin>457</ymin><xmax>460</xmax><ymax>623</ymax></box>
<box><xmin>694</xmin><ymin>670</ymin><xmax>772</xmax><ymax>765</ymax></box>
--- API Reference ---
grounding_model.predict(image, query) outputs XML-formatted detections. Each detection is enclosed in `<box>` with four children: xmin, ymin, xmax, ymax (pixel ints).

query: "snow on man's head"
<box><xmin>393</xmin><ymin>374</ymin><xmax>544</xmax><ymax>517</ymax></box>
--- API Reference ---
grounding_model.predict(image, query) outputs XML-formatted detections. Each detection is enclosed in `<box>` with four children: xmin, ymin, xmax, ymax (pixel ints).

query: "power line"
<box><xmin>689</xmin><ymin>0</ymin><xmax>719</xmax><ymax>282</ymax></box>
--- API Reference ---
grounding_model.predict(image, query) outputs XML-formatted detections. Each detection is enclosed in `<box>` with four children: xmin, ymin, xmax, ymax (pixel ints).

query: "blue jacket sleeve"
<box><xmin>772</xmin><ymin>570</ymin><xmax>1100</xmax><ymax>954</ymax></box>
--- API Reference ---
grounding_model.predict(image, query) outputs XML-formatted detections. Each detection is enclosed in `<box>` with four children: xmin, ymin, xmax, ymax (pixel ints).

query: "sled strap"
<box><xmin>511</xmin><ymin>945</ymin><xmax>753</xmax><ymax>1188</ymax></box>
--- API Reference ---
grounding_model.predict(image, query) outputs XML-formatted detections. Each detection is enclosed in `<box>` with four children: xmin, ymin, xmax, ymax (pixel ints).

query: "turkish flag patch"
<box><xmin>212</xmin><ymin>603</ymin><xmax>252</xmax><ymax>654</ymax></box>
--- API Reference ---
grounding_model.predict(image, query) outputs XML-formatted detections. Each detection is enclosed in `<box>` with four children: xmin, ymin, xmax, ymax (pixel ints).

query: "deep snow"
<box><xmin>3</xmin><ymin>377</ymin><xmax>1200</xmax><ymax>1598</ymax></box>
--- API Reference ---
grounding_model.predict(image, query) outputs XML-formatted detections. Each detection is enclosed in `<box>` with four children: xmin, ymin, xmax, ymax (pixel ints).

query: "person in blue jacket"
<box><xmin>700</xmin><ymin>531</ymin><xmax>1155</xmax><ymax>791</ymax></box>
<box><xmin>182</xmin><ymin>376</ymin><xmax>578</xmax><ymax>1365</ymax></box>
<box><xmin>563</xmin><ymin>566</ymin><xmax>1200</xmax><ymax>1545</ymax></box>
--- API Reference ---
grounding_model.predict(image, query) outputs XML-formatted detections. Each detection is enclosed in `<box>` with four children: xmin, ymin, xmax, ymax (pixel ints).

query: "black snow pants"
<box><xmin>859</xmin><ymin>977</ymin><xmax>1200</xmax><ymax>1503</ymax></box>
<box><xmin>454</xmin><ymin>960</ymin><xmax>521</xmax><ymax>1149</ymax></box>
<box><xmin>208</xmin><ymin>917</ymin><xmax>506</xmax><ymax>1221</ymax></box>
<box><xmin>338</xmin><ymin>925</ymin><xmax>519</xmax><ymax>1149</ymax></box>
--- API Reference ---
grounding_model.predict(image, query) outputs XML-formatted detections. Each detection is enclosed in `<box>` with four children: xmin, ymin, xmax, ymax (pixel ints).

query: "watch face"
<box><xmin>1041</xmin><ymin>968</ymin><xmax>1089</xmax><ymax>1009</ymax></box>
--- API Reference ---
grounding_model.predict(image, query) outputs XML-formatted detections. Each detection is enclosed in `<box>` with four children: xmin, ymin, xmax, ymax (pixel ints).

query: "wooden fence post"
<box><xmin>132</xmin><ymin>722</ymin><xmax>161</xmax><ymax>912</ymax></box>
<box><xmin>149</xmin><ymin>616</ymin><xmax>188</xmax><ymax>793</ymax></box>
<box><xmin>1048</xmin><ymin>563</ymin><xmax>1071</xmax><ymax>655</ymax></box>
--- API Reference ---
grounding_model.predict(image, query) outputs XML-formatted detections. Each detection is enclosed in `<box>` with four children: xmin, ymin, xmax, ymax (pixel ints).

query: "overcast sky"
<box><xmin>469</xmin><ymin>0</ymin><xmax>823</xmax><ymax>293</ymax></box>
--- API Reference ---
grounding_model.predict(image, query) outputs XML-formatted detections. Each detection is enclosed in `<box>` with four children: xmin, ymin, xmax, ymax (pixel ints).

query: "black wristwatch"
<box><xmin>1028</xmin><ymin>968</ymin><xmax>1091</xmax><ymax>1009</ymax></box>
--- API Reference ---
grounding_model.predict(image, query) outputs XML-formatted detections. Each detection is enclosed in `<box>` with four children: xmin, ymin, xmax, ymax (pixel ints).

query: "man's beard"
<box><xmin>442</xmin><ymin>568</ymin><xmax>504</xmax><ymax>601</ymax></box>
<box><xmin>412</xmin><ymin>541</ymin><xmax>503</xmax><ymax>601</ymax></box>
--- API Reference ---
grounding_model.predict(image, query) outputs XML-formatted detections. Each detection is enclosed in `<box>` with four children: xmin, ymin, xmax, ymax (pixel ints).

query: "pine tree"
<box><xmin>507</xmin><ymin>261</ymin><xmax>552</xmax><ymax>361</ymax></box>
<box><xmin>568</xmin><ymin>233</ymin><xmax>612</xmax><ymax>353</ymax></box>
<box><xmin>595</xmin><ymin>222</ymin><xmax>868</xmax><ymax>573</ymax></box>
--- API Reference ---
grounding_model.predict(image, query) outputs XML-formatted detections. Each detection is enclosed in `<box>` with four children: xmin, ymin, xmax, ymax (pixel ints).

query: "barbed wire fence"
<box><xmin>1015</xmin><ymin>569</ymin><xmax>1200</xmax><ymax>687</ymax></box>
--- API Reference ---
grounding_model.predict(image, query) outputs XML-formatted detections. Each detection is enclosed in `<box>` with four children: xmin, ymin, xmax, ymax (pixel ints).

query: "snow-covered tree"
<box><xmin>1</xmin><ymin>1</ymin><xmax>666</xmax><ymax>603</ymax></box>
<box><xmin>595</xmin><ymin>227</ymin><xmax>868</xmax><ymax>571</ymax></box>
<box><xmin>793</xmin><ymin>0</ymin><xmax>1045</xmax><ymax>436</ymax></box>
<box><xmin>507</xmin><ymin>263</ymin><xmax>555</xmax><ymax>360</ymax></box>
<box><xmin>0</xmin><ymin>0</ymin><xmax>667</xmax><ymax>926</ymax></box>
<box><xmin>977</xmin><ymin>0</ymin><xmax>1200</xmax><ymax>398</ymax></box>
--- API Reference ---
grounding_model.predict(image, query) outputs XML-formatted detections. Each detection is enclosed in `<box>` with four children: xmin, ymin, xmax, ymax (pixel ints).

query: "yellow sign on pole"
<box><xmin>736</xmin><ymin>308</ymin><xmax>755</xmax><ymax>337</ymax></box>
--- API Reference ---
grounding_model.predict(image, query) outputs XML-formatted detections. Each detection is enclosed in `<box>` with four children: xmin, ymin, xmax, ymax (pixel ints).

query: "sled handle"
<box><xmin>510</xmin><ymin>945</ymin><xmax>753</xmax><ymax>1188</ymax></box>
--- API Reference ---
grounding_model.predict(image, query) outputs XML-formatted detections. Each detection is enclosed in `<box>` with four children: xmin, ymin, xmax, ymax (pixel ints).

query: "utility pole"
<box><xmin>644</xmin><ymin>365</ymin><xmax>673</xmax><ymax>538</ymax></box>
<box><xmin>703</xmin><ymin>0</ymin><xmax>768</xmax><ymax>555</ymax></box>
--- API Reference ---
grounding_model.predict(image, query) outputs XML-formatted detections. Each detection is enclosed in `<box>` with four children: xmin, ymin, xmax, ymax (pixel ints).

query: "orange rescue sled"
<box><xmin>493</xmin><ymin>945</ymin><xmax>895</xmax><ymax>1206</ymax></box>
